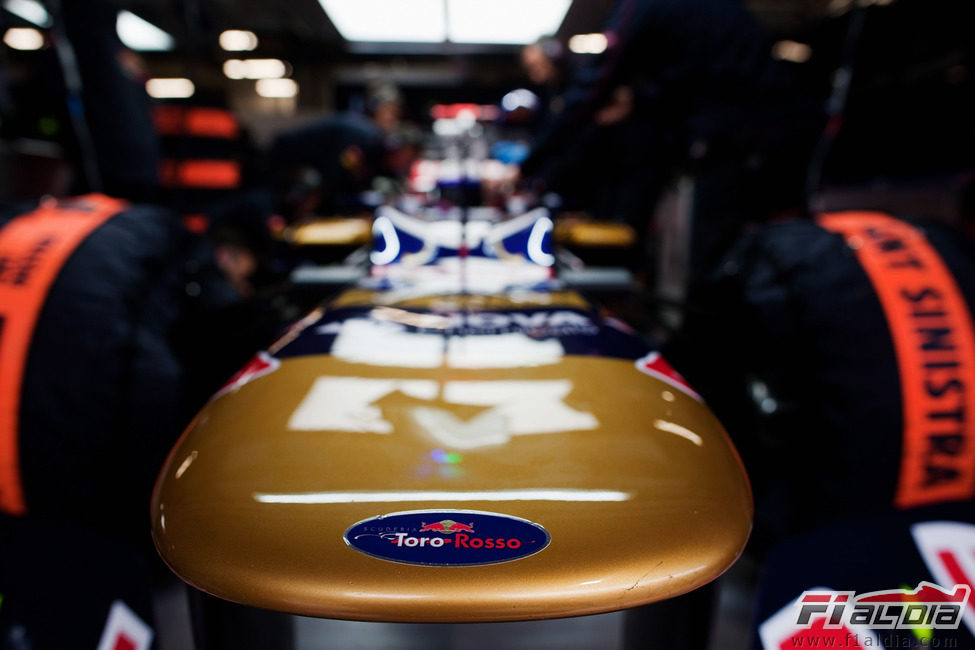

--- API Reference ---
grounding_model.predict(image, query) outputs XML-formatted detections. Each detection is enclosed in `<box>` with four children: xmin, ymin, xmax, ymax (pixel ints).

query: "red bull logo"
<box><xmin>418</xmin><ymin>519</ymin><xmax>475</xmax><ymax>534</ymax></box>
<box><xmin>635</xmin><ymin>352</ymin><xmax>701</xmax><ymax>401</ymax></box>
<box><xmin>395</xmin><ymin>519</ymin><xmax>520</xmax><ymax>549</ymax></box>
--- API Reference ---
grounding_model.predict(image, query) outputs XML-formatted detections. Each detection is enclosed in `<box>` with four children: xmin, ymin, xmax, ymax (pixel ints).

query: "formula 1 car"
<box><xmin>150</xmin><ymin>194</ymin><xmax>752</xmax><ymax>639</ymax></box>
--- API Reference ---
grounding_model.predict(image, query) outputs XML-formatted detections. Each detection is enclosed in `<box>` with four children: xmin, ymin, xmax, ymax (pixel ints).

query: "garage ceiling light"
<box><xmin>219</xmin><ymin>29</ymin><xmax>258</xmax><ymax>51</ymax></box>
<box><xmin>146</xmin><ymin>78</ymin><xmax>195</xmax><ymax>99</ymax></box>
<box><xmin>319</xmin><ymin>0</ymin><xmax>571</xmax><ymax>44</ymax></box>
<box><xmin>223</xmin><ymin>58</ymin><xmax>290</xmax><ymax>80</ymax></box>
<box><xmin>117</xmin><ymin>10</ymin><xmax>173</xmax><ymax>51</ymax></box>
<box><xmin>256</xmin><ymin>78</ymin><xmax>299</xmax><ymax>98</ymax></box>
<box><xmin>568</xmin><ymin>32</ymin><xmax>607</xmax><ymax>54</ymax></box>
<box><xmin>3</xmin><ymin>27</ymin><xmax>43</xmax><ymax>50</ymax></box>
<box><xmin>2</xmin><ymin>0</ymin><xmax>50</xmax><ymax>27</ymax></box>
<box><xmin>447</xmin><ymin>0</ymin><xmax>570</xmax><ymax>44</ymax></box>
<box><xmin>772</xmin><ymin>40</ymin><xmax>812</xmax><ymax>63</ymax></box>
<box><xmin>318</xmin><ymin>0</ymin><xmax>446</xmax><ymax>43</ymax></box>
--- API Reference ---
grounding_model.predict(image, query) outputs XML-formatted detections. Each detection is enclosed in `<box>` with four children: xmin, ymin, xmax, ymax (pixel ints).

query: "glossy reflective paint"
<box><xmin>151</xmin><ymin>286</ymin><xmax>751</xmax><ymax>622</ymax></box>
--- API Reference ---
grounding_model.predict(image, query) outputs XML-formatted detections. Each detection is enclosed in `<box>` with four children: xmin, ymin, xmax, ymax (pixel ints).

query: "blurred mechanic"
<box><xmin>520</xmin><ymin>37</ymin><xmax>570</xmax><ymax>131</ymax></box>
<box><xmin>57</xmin><ymin>0</ymin><xmax>161</xmax><ymax>201</ymax></box>
<box><xmin>0</xmin><ymin>193</ymin><xmax>286</xmax><ymax>648</ymax></box>
<box><xmin>519</xmin><ymin>0</ymin><xmax>823</xmax><ymax>286</ymax></box>
<box><xmin>264</xmin><ymin>86</ymin><xmax>421</xmax><ymax>221</ymax></box>
<box><xmin>0</xmin><ymin>194</ymin><xmax>279</xmax><ymax>537</ymax></box>
<box><xmin>365</xmin><ymin>81</ymin><xmax>406</xmax><ymax>135</ymax></box>
<box><xmin>516</xmin><ymin>36</ymin><xmax>614</xmax><ymax>219</ymax></box>
<box><xmin>665</xmin><ymin>212</ymin><xmax>975</xmax><ymax>551</ymax></box>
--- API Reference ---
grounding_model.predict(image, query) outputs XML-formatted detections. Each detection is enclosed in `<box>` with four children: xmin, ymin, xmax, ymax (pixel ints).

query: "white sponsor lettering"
<box><xmin>288</xmin><ymin>378</ymin><xmax>598</xmax><ymax>448</ymax></box>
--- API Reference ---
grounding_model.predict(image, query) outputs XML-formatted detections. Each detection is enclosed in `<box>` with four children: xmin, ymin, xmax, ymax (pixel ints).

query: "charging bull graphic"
<box><xmin>419</xmin><ymin>520</ymin><xmax>475</xmax><ymax>534</ymax></box>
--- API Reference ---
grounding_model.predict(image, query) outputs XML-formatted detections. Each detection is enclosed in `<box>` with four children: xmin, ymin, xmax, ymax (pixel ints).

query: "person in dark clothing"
<box><xmin>0</xmin><ymin>195</ymin><xmax>281</xmax><ymax>540</ymax></box>
<box><xmin>519</xmin><ymin>0</ymin><xmax>824</xmax><ymax>284</ymax></box>
<box><xmin>0</xmin><ymin>194</ymin><xmax>289</xmax><ymax>650</ymax></box>
<box><xmin>517</xmin><ymin>36</ymin><xmax>616</xmax><ymax>219</ymax></box>
<box><xmin>57</xmin><ymin>0</ymin><xmax>162</xmax><ymax>201</ymax></box>
<box><xmin>520</xmin><ymin>37</ymin><xmax>570</xmax><ymax>133</ymax></box>
<box><xmin>664</xmin><ymin>213</ymin><xmax>975</xmax><ymax>551</ymax></box>
<box><xmin>266</xmin><ymin>112</ymin><xmax>413</xmax><ymax>220</ymax></box>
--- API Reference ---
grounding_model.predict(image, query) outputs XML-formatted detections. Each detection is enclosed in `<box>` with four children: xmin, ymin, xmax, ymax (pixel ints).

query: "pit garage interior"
<box><xmin>0</xmin><ymin>1</ymin><xmax>972</xmax><ymax>649</ymax></box>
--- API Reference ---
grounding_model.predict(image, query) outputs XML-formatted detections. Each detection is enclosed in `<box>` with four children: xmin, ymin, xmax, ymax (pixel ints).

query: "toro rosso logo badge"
<box><xmin>344</xmin><ymin>510</ymin><xmax>550</xmax><ymax>566</ymax></box>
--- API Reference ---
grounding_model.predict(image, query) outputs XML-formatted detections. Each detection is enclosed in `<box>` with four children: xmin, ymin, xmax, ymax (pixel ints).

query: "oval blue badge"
<box><xmin>344</xmin><ymin>510</ymin><xmax>551</xmax><ymax>567</ymax></box>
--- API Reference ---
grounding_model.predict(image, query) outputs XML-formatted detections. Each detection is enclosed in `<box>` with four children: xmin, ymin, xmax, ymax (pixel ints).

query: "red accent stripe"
<box><xmin>800</xmin><ymin>594</ymin><xmax>834</xmax><ymax>603</ymax></box>
<box><xmin>937</xmin><ymin>550</ymin><xmax>975</xmax><ymax>617</ymax></box>
<box><xmin>112</xmin><ymin>633</ymin><xmax>137</xmax><ymax>650</ymax></box>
